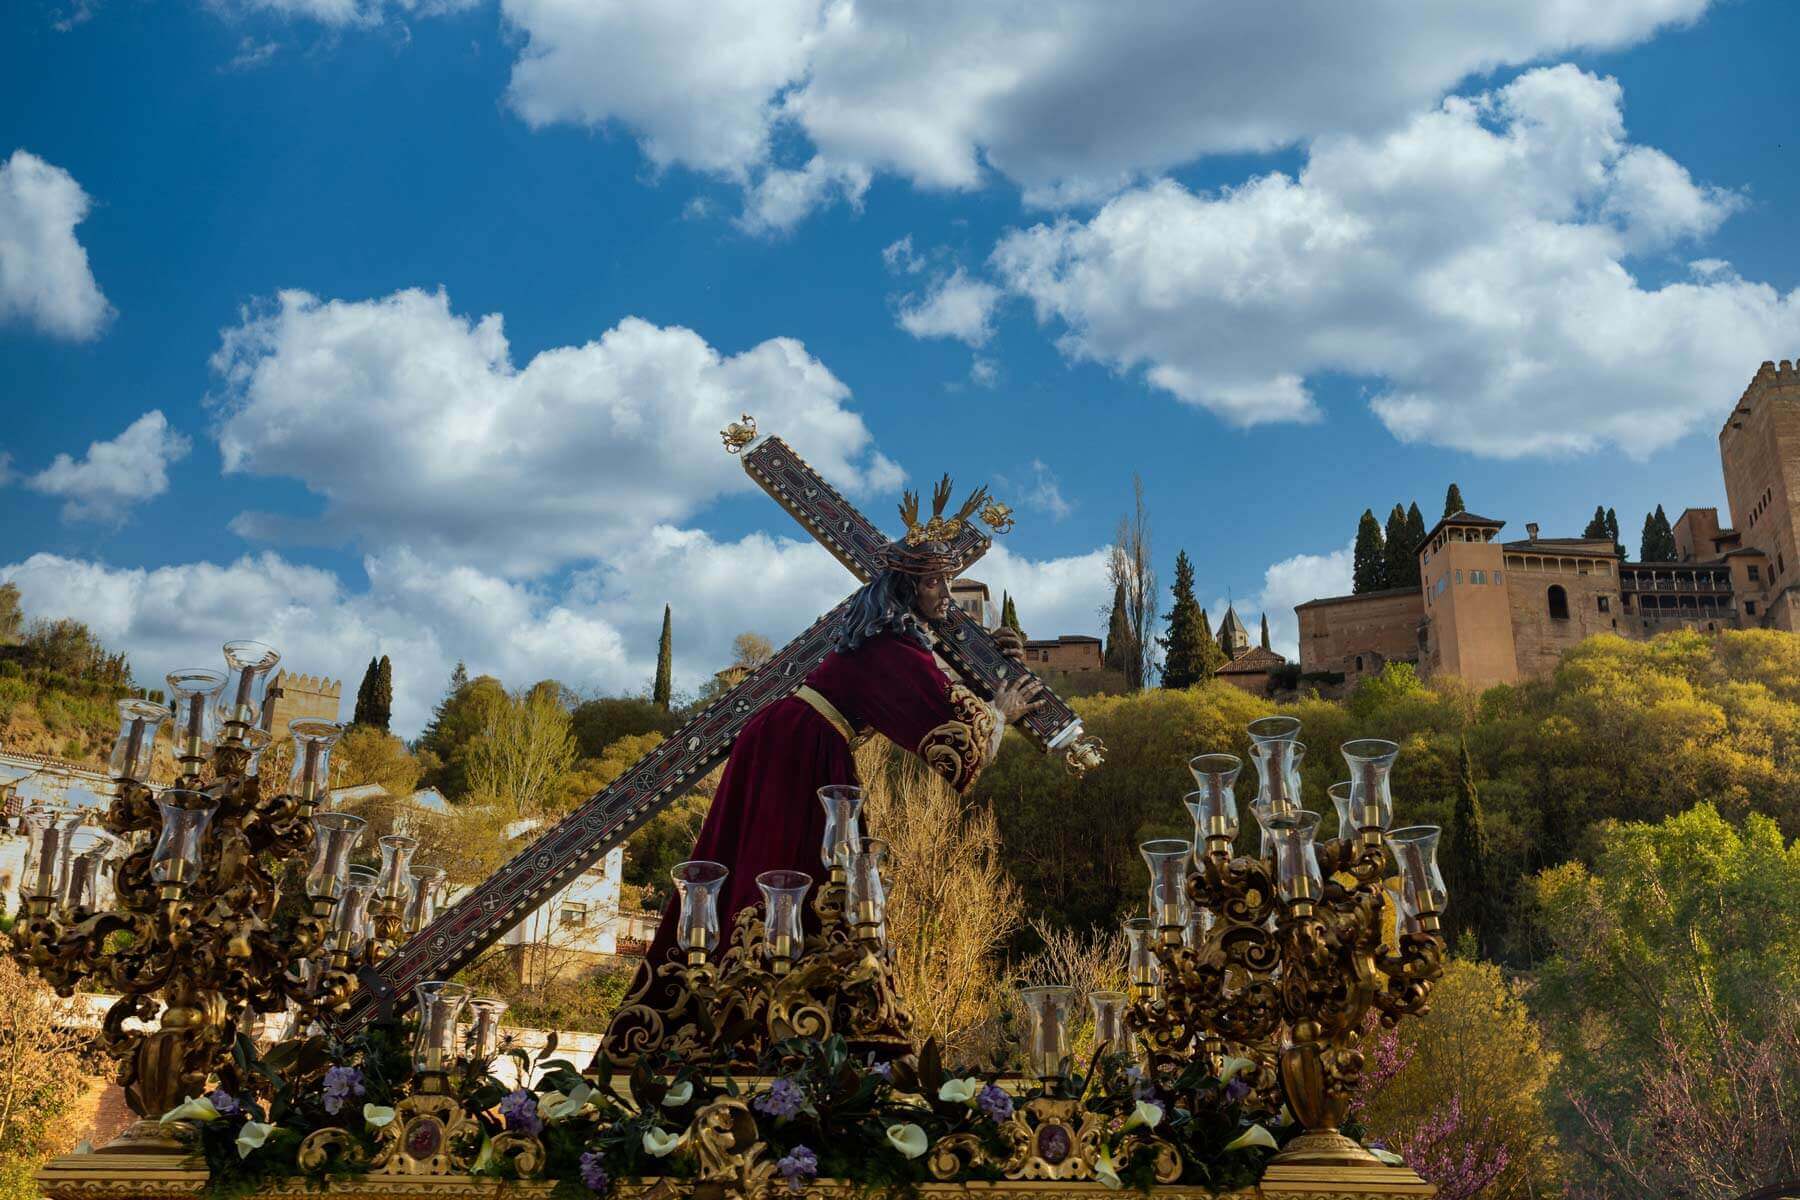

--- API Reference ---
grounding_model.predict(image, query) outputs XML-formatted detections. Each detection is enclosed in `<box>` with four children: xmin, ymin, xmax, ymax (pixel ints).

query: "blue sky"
<box><xmin>3</xmin><ymin>0</ymin><xmax>1798</xmax><ymax>734</ymax></box>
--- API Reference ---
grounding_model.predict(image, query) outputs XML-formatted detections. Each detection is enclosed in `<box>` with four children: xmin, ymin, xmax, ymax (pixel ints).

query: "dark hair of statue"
<box><xmin>835</xmin><ymin>561</ymin><xmax>943</xmax><ymax>654</ymax></box>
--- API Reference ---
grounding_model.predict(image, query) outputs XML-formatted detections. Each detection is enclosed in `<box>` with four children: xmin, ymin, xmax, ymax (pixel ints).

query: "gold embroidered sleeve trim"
<box><xmin>917</xmin><ymin>683</ymin><xmax>997</xmax><ymax>793</ymax></box>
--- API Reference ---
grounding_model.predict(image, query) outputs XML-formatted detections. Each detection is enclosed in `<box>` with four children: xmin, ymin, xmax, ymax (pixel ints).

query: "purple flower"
<box><xmin>754</xmin><ymin>1079</ymin><xmax>804</xmax><ymax>1121</ymax></box>
<box><xmin>870</xmin><ymin>1061</ymin><xmax>893</xmax><ymax>1082</ymax></box>
<box><xmin>977</xmin><ymin>1084</ymin><xmax>1013</xmax><ymax>1123</ymax></box>
<box><xmin>579</xmin><ymin>1150</ymin><xmax>609</xmax><ymax>1193</ymax></box>
<box><xmin>1224</xmin><ymin>1078</ymin><xmax>1251</xmax><ymax>1104</ymax></box>
<box><xmin>321</xmin><ymin>1066</ymin><xmax>365</xmax><ymax>1116</ymax></box>
<box><xmin>499</xmin><ymin>1089</ymin><xmax>544</xmax><ymax>1137</ymax></box>
<box><xmin>776</xmin><ymin>1144</ymin><xmax>818</xmax><ymax>1190</ymax></box>
<box><xmin>207</xmin><ymin>1089</ymin><xmax>240</xmax><ymax>1118</ymax></box>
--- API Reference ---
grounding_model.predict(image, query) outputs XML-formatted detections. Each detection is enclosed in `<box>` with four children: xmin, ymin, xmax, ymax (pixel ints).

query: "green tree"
<box><xmin>1405</xmin><ymin>502</ymin><xmax>1427</xmax><ymax>562</ymax></box>
<box><xmin>0</xmin><ymin>958</ymin><xmax>91</xmax><ymax>1200</ymax></box>
<box><xmin>1443</xmin><ymin>482</ymin><xmax>1465</xmax><ymax>518</ymax></box>
<box><xmin>1103</xmin><ymin>582</ymin><xmax>1132</xmax><ymax>675</ymax></box>
<box><xmin>1583</xmin><ymin>505</ymin><xmax>1609</xmax><ymax>540</ymax></box>
<box><xmin>570</xmin><ymin>696</ymin><xmax>681</xmax><ymax>758</ymax></box>
<box><xmin>352</xmin><ymin>657</ymin><xmax>378</xmax><ymax>726</ymax></box>
<box><xmin>1352</xmin><ymin>509</ymin><xmax>1387</xmax><ymax>594</ymax></box>
<box><xmin>1605</xmin><ymin>506</ymin><xmax>1624</xmax><ymax>558</ymax></box>
<box><xmin>1445</xmin><ymin>738</ymin><xmax>1494</xmax><ymax>954</ymax></box>
<box><xmin>419</xmin><ymin>673</ymin><xmax>508</xmax><ymax>800</ymax></box>
<box><xmin>653</xmin><ymin>605</ymin><xmax>673</xmax><ymax>710</ymax></box>
<box><xmin>372</xmin><ymin>654</ymin><xmax>393</xmax><ymax>732</ymax></box>
<box><xmin>1196</xmin><ymin>609</ymin><xmax>1226</xmax><ymax>677</ymax></box>
<box><xmin>1156</xmin><ymin>551</ymin><xmax>1210</xmax><ymax>689</ymax></box>
<box><xmin>1383</xmin><ymin>502</ymin><xmax>1417</xmax><ymax>589</ymax></box>
<box><xmin>466</xmin><ymin>680</ymin><xmax>578</xmax><ymax>820</ymax></box>
<box><xmin>1001</xmin><ymin>592</ymin><xmax>1023</xmax><ymax>636</ymax></box>
<box><xmin>1639</xmin><ymin>504</ymin><xmax>1677</xmax><ymax>561</ymax></box>
<box><xmin>1259</xmin><ymin>612</ymin><xmax>1272</xmax><ymax>652</ymax></box>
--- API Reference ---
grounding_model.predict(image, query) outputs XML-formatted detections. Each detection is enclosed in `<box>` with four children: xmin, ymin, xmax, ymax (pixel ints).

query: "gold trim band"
<box><xmin>796</xmin><ymin>686</ymin><xmax>855</xmax><ymax>743</ymax></box>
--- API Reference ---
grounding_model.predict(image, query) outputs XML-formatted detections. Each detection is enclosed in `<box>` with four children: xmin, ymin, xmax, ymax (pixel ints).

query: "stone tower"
<box><xmin>1419</xmin><ymin>512</ymin><xmax>1518</xmax><ymax>685</ymax></box>
<box><xmin>263</xmin><ymin>671</ymin><xmax>342</xmax><ymax>735</ymax></box>
<box><xmin>1719</xmin><ymin>359</ymin><xmax>1800</xmax><ymax>630</ymax></box>
<box><xmin>1216</xmin><ymin>605</ymin><xmax>1250</xmax><ymax>660</ymax></box>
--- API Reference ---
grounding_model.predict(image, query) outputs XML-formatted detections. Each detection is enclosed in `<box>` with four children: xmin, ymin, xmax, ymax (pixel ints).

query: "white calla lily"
<box><xmin>363</xmin><ymin>1105</ymin><xmax>397</xmax><ymax>1128</ymax></box>
<box><xmin>235</xmin><ymin>1121</ymin><xmax>275</xmax><ymax>1159</ymax></box>
<box><xmin>160</xmin><ymin>1096</ymin><xmax>221</xmax><ymax>1125</ymax></box>
<box><xmin>1093</xmin><ymin>1146</ymin><xmax>1123</xmax><ymax>1190</ymax></box>
<box><xmin>1122</xmin><ymin>1100</ymin><xmax>1163</xmax><ymax>1131</ymax></box>
<box><xmin>1217</xmin><ymin>1056</ymin><xmax>1256</xmax><ymax>1084</ymax></box>
<box><xmin>663</xmin><ymin>1081</ymin><xmax>693</xmax><ymax>1107</ymax></box>
<box><xmin>1369</xmin><ymin>1146</ymin><xmax>1406</xmax><ymax>1166</ymax></box>
<box><xmin>886</xmin><ymin>1123</ymin><xmax>928</xmax><ymax>1159</ymax></box>
<box><xmin>1223</xmin><ymin>1124</ymin><xmax>1278</xmax><ymax>1152</ymax></box>
<box><xmin>541</xmin><ymin>1083</ymin><xmax>594</xmax><ymax>1121</ymax></box>
<box><xmin>937</xmin><ymin>1078</ymin><xmax>982</xmax><ymax>1105</ymax></box>
<box><xmin>642</xmin><ymin>1128</ymin><xmax>681</xmax><ymax>1158</ymax></box>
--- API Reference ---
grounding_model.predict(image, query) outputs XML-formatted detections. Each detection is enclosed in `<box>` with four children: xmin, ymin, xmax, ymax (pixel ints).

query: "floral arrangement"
<box><xmin>167</xmin><ymin>1019</ymin><xmax>1290</xmax><ymax>1197</ymax></box>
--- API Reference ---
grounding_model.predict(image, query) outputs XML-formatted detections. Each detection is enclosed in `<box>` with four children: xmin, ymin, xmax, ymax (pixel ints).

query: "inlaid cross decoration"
<box><xmin>325</xmin><ymin>416</ymin><xmax>1104</xmax><ymax>1036</ymax></box>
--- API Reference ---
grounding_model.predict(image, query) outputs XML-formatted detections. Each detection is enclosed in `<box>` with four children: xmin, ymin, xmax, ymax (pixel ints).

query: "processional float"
<box><xmin>8</xmin><ymin>418</ymin><xmax>1447</xmax><ymax>1200</ymax></box>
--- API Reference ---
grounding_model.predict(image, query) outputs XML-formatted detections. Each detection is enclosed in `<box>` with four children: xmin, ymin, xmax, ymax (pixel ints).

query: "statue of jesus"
<box><xmin>639</xmin><ymin>488</ymin><xmax>1043</xmax><ymax>970</ymax></box>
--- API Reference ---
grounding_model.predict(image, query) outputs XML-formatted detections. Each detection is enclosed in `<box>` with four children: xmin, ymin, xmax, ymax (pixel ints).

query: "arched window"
<box><xmin>1547</xmin><ymin>585</ymin><xmax>1569</xmax><ymax>620</ymax></box>
<box><xmin>1354</xmin><ymin>655</ymin><xmax>1364</xmax><ymax>672</ymax></box>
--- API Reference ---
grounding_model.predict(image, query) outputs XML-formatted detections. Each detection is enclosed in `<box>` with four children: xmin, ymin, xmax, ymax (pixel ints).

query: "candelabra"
<box><xmin>1130</xmin><ymin>716</ymin><xmax>1447</xmax><ymax>1171</ymax></box>
<box><xmin>6</xmin><ymin>640</ymin><xmax>449</xmax><ymax>1155</ymax></box>
<box><xmin>600</xmin><ymin>783</ymin><xmax>913</xmax><ymax>1071</ymax></box>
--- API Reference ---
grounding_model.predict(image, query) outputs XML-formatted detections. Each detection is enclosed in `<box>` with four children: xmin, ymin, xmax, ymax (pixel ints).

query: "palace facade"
<box><xmin>1297</xmin><ymin>359</ymin><xmax>1800</xmax><ymax>689</ymax></box>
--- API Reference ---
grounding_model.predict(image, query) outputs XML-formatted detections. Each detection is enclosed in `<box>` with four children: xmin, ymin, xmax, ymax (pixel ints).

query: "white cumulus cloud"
<box><xmin>209</xmin><ymin>287</ymin><xmax>903</xmax><ymax>575</ymax></box>
<box><xmin>993</xmin><ymin>66</ymin><xmax>1798</xmax><ymax>458</ymax></box>
<box><xmin>0</xmin><ymin>149</ymin><xmax>112</xmax><ymax>340</ymax></box>
<box><xmin>24</xmin><ymin>411</ymin><xmax>192</xmax><ymax>523</ymax></box>
<box><xmin>896</xmin><ymin>268</ymin><xmax>1003</xmax><ymax>347</ymax></box>
<box><xmin>497</xmin><ymin>0</ymin><xmax>1713</xmax><ymax>227</ymax></box>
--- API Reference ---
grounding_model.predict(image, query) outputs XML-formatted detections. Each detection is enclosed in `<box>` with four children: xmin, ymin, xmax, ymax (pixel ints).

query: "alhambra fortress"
<box><xmin>1298</xmin><ymin>359</ymin><xmax>1800</xmax><ymax>689</ymax></box>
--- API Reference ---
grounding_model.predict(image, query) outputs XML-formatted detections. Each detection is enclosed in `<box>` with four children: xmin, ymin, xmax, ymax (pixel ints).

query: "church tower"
<box><xmin>1216</xmin><ymin>605</ymin><xmax>1250</xmax><ymax>660</ymax></box>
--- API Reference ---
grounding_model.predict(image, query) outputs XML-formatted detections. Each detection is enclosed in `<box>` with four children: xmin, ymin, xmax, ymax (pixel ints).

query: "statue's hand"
<box><xmin>993</xmin><ymin>626</ymin><xmax>1027</xmax><ymax>665</ymax></box>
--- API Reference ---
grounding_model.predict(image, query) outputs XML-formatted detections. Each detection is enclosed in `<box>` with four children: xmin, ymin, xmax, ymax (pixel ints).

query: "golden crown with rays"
<box><xmin>886</xmin><ymin>475</ymin><xmax>1016</xmax><ymax>574</ymax></box>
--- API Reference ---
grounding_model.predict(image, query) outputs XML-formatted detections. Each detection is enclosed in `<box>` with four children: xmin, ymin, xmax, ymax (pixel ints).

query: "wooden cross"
<box><xmin>325</xmin><ymin>419</ymin><xmax>1102</xmax><ymax>1037</ymax></box>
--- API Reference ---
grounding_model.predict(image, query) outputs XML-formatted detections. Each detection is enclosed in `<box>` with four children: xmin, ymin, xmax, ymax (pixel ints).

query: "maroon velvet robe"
<box><xmin>641</xmin><ymin>631</ymin><xmax>995</xmax><ymax>968</ymax></box>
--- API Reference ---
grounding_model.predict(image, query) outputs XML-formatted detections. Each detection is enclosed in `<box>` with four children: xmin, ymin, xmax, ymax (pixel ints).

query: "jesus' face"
<box><xmin>913</xmin><ymin>572</ymin><xmax>953</xmax><ymax>622</ymax></box>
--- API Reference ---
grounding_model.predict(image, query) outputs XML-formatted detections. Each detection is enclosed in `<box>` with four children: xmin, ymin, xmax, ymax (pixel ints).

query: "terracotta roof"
<box><xmin>1216</xmin><ymin>645</ymin><xmax>1286</xmax><ymax>675</ymax></box>
<box><xmin>1502</xmin><ymin>538</ymin><xmax>1617</xmax><ymax>556</ymax></box>
<box><xmin>1294</xmin><ymin>586</ymin><xmax>1419</xmax><ymax>610</ymax></box>
<box><xmin>1422</xmin><ymin>510</ymin><xmax>1505</xmax><ymax>546</ymax></box>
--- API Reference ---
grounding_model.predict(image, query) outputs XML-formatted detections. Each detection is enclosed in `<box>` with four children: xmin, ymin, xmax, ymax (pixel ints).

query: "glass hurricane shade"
<box><xmin>165</xmin><ymin>669</ymin><xmax>226</xmax><ymax>760</ymax></box>
<box><xmin>413</xmin><ymin>981</ymin><xmax>470</xmax><ymax>1074</ymax></box>
<box><xmin>238</xmin><ymin>727</ymin><xmax>273</xmax><ymax>777</ymax></box>
<box><xmin>332</xmin><ymin>867</ymin><xmax>380</xmax><ymax>952</ymax></box>
<box><xmin>845</xmin><ymin>838</ymin><xmax>888</xmax><ymax>937</ymax></box>
<box><xmin>1341</xmin><ymin>739</ymin><xmax>1399</xmax><ymax>834</ymax></box>
<box><xmin>376</xmin><ymin>835</ymin><xmax>418</xmax><ymax>902</ymax></box>
<box><xmin>1184</xmin><ymin>904</ymin><xmax>1215</xmax><ymax>950</ymax></box>
<box><xmin>149</xmin><ymin>789</ymin><xmax>219</xmax><ymax>890</ymax></box>
<box><xmin>756</xmin><ymin>870</ymin><xmax>812</xmax><ymax>962</ymax></box>
<box><xmin>1186</xmin><ymin>753</ymin><xmax>1241</xmax><ymax>850</ymax></box>
<box><xmin>406</xmin><ymin>866</ymin><xmax>448</xmax><ymax>933</ymax></box>
<box><xmin>220</xmin><ymin>640</ymin><xmax>281</xmax><ymax>728</ymax></box>
<box><xmin>1089</xmin><ymin>990</ymin><xmax>1131</xmax><ymax>1057</ymax></box>
<box><xmin>1387</xmin><ymin>825</ymin><xmax>1449</xmax><ymax>922</ymax></box>
<box><xmin>1018</xmin><ymin>985</ymin><xmax>1078</xmax><ymax>1080</ymax></box>
<box><xmin>466</xmin><ymin>997</ymin><xmax>508</xmax><ymax>1062</ymax></box>
<box><xmin>1141</xmin><ymin>839</ymin><xmax>1191</xmax><ymax>931</ymax></box>
<box><xmin>288</xmin><ymin>720</ymin><xmax>345</xmax><ymax>807</ymax></box>
<box><xmin>305</xmin><ymin>813</ymin><xmax>366</xmax><ymax>901</ymax></box>
<box><xmin>20</xmin><ymin>809</ymin><xmax>84</xmax><ymax>902</ymax></box>
<box><xmin>1123</xmin><ymin>917</ymin><xmax>1159</xmax><ymax>997</ymax></box>
<box><xmin>1328</xmin><ymin>781</ymin><xmax>1354</xmax><ymax>839</ymax></box>
<box><xmin>672</xmin><ymin>860</ymin><xmax>729</xmax><ymax>954</ymax></box>
<box><xmin>109</xmin><ymin>699</ymin><xmax>169</xmax><ymax>782</ymax></box>
<box><xmin>817</xmin><ymin>785</ymin><xmax>864</xmax><ymax>871</ymax></box>
<box><xmin>59</xmin><ymin>829</ymin><xmax>115</xmax><ymax>911</ymax></box>
<box><xmin>1249</xmin><ymin>737</ymin><xmax>1305</xmax><ymax>821</ymax></box>
<box><xmin>1266</xmin><ymin>810</ymin><xmax>1324</xmax><ymax>905</ymax></box>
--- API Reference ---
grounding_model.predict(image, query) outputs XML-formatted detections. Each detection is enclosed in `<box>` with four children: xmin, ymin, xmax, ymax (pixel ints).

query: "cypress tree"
<box><xmin>421</xmin><ymin>661</ymin><xmax>468</xmax><ymax>754</ymax></box>
<box><xmin>1104</xmin><ymin>583</ymin><xmax>1132</xmax><ymax>675</ymax></box>
<box><xmin>1605</xmin><ymin>508</ymin><xmax>1624</xmax><ymax>558</ymax></box>
<box><xmin>1447</xmin><ymin>737</ymin><xmax>1494</xmax><ymax>955</ymax></box>
<box><xmin>1405</xmin><ymin>503</ymin><xmax>1427</xmax><ymax>563</ymax></box>
<box><xmin>1197</xmin><ymin>608</ymin><xmax>1226</xmax><ymax>677</ymax></box>
<box><xmin>450</xmin><ymin>660</ymin><xmax>468</xmax><ymax>693</ymax></box>
<box><xmin>1657</xmin><ymin>505</ymin><xmax>1677</xmax><ymax>559</ymax></box>
<box><xmin>1640</xmin><ymin>505</ymin><xmax>1678</xmax><ymax>561</ymax></box>
<box><xmin>1383</xmin><ymin>503</ymin><xmax>1415</xmax><ymax>589</ymax></box>
<box><xmin>1156</xmin><ymin>551</ymin><xmax>1209</xmax><ymax>689</ymax></box>
<box><xmin>1583</xmin><ymin>505</ymin><xmax>1609</xmax><ymax>540</ymax></box>
<box><xmin>1352</xmin><ymin>510</ymin><xmax>1387</xmax><ymax>594</ymax></box>
<box><xmin>1259</xmin><ymin>612</ymin><xmax>1272</xmax><ymax>652</ymax></box>
<box><xmin>653</xmin><ymin>605</ymin><xmax>673</xmax><ymax>710</ymax></box>
<box><xmin>1001</xmin><ymin>592</ymin><xmax>1023</xmax><ymax>636</ymax></box>
<box><xmin>371</xmin><ymin>654</ymin><xmax>393</xmax><ymax>732</ymax></box>
<box><xmin>1443</xmin><ymin>483</ymin><xmax>1465</xmax><ymax>518</ymax></box>
<box><xmin>352</xmin><ymin>657</ymin><xmax>379</xmax><ymax>727</ymax></box>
